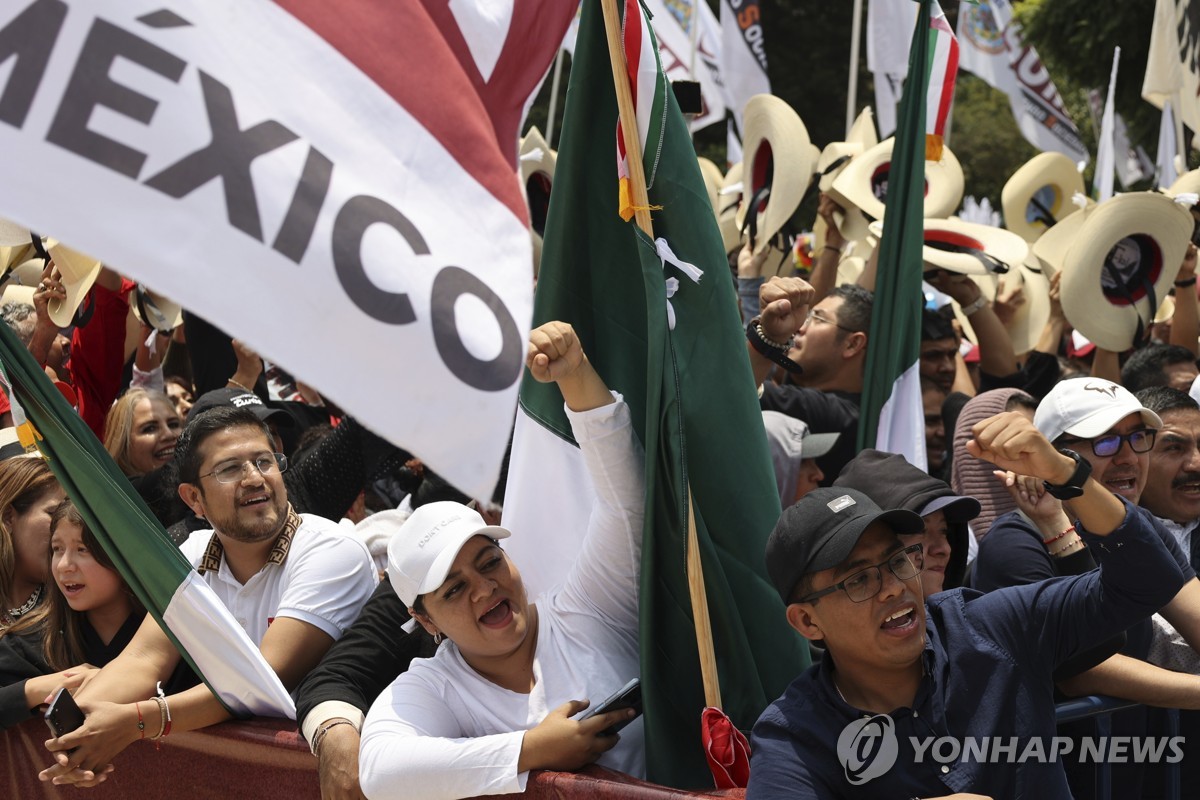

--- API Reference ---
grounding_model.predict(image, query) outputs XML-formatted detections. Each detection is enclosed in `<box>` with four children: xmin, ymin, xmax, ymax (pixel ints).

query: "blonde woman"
<box><xmin>102</xmin><ymin>388</ymin><xmax>182</xmax><ymax>478</ymax></box>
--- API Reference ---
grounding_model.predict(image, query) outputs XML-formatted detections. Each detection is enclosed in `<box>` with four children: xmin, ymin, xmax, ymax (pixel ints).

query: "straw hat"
<box><xmin>736</xmin><ymin>95</ymin><xmax>819</xmax><ymax>254</ymax></box>
<box><xmin>816</xmin><ymin>106</ymin><xmax>878</xmax><ymax>189</ymax></box>
<box><xmin>132</xmin><ymin>285</ymin><xmax>183</xmax><ymax>332</ymax></box>
<box><xmin>1167</xmin><ymin>168</ymin><xmax>1200</xmax><ymax>198</ymax></box>
<box><xmin>951</xmin><ymin>257</ymin><xmax>1051</xmax><ymax>354</ymax></box>
<box><xmin>1058</xmin><ymin>192</ymin><xmax>1194</xmax><ymax>352</ymax></box>
<box><xmin>869</xmin><ymin>218</ymin><xmax>1028</xmax><ymax>277</ymax></box>
<box><xmin>0</xmin><ymin>260</ymin><xmax>44</xmax><ymax>306</ymax></box>
<box><xmin>1029</xmin><ymin>204</ymin><xmax>1090</xmax><ymax>279</ymax></box>
<box><xmin>717</xmin><ymin>162</ymin><xmax>744</xmax><ymax>255</ymax></box>
<box><xmin>697</xmin><ymin>157</ymin><xmax>724</xmax><ymax>216</ymax></box>
<box><xmin>831</xmin><ymin>137</ymin><xmax>964</xmax><ymax>224</ymax></box>
<box><xmin>1001</xmin><ymin>153</ymin><xmax>1085</xmax><ymax>244</ymax></box>
<box><xmin>519</xmin><ymin>127</ymin><xmax>556</xmax><ymax>236</ymax></box>
<box><xmin>43</xmin><ymin>239</ymin><xmax>102</xmax><ymax>328</ymax></box>
<box><xmin>0</xmin><ymin>219</ymin><xmax>30</xmax><ymax>247</ymax></box>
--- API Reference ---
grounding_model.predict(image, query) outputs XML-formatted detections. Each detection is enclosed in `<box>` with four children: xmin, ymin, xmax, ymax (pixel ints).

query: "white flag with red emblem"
<box><xmin>0</xmin><ymin>0</ymin><xmax>575</xmax><ymax>499</ymax></box>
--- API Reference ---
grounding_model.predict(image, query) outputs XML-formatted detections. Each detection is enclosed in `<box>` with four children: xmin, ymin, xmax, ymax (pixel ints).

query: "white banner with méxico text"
<box><xmin>0</xmin><ymin>0</ymin><xmax>545</xmax><ymax>499</ymax></box>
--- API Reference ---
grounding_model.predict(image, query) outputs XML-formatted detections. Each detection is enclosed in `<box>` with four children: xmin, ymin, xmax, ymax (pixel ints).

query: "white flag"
<box><xmin>0</xmin><ymin>0</ymin><xmax>578</xmax><ymax>499</ymax></box>
<box><xmin>719</xmin><ymin>0</ymin><xmax>771</xmax><ymax>152</ymax></box>
<box><xmin>643</xmin><ymin>0</ymin><xmax>726</xmax><ymax>132</ymax></box>
<box><xmin>1095</xmin><ymin>48</ymin><xmax>1121</xmax><ymax>202</ymax></box>
<box><xmin>956</xmin><ymin>0</ymin><xmax>1087</xmax><ymax>164</ymax></box>
<box><xmin>1156</xmin><ymin>101</ymin><xmax>1179</xmax><ymax>189</ymax></box>
<box><xmin>1143</xmin><ymin>0</ymin><xmax>1200</xmax><ymax>150</ymax></box>
<box><xmin>867</xmin><ymin>0</ymin><xmax>918</xmax><ymax>137</ymax></box>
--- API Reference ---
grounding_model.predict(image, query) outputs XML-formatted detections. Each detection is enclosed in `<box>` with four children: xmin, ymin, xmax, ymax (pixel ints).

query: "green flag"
<box><xmin>501</xmin><ymin>0</ymin><xmax>808</xmax><ymax>787</ymax></box>
<box><xmin>856</xmin><ymin>0</ymin><xmax>934</xmax><ymax>461</ymax></box>
<box><xmin>0</xmin><ymin>318</ymin><xmax>293</xmax><ymax>718</ymax></box>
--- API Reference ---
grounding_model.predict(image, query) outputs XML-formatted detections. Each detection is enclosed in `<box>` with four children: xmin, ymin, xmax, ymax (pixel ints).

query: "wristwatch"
<box><xmin>1043</xmin><ymin>448</ymin><xmax>1091</xmax><ymax>500</ymax></box>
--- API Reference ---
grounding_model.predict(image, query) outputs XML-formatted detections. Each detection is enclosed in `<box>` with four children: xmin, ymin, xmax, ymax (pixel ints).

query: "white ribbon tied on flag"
<box><xmin>1072</xmin><ymin>192</ymin><xmax>1090</xmax><ymax>210</ymax></box>
<box><xmin>519</xmin><ymin>148</ymin><xmax>545</xmax><ymax>162</ymax></box>
<box><xmin>655</xmin><ymin>237</ymin><xmax>703</xmax><ymax>329</ymax></box>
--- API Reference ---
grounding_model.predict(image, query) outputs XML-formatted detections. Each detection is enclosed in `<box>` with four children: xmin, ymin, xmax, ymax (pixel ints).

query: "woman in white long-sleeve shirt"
<box><xmin>358</xmin><ymin>321</ymin><xmax>645</xmax><ymax>800</ymax></box>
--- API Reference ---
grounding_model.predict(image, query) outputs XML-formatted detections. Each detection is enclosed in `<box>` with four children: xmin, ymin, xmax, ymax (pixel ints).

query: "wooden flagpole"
<box><xmin>598</xmin><ymin>0</ymin><xmax>723</xmax><ymax>710</ymax></box>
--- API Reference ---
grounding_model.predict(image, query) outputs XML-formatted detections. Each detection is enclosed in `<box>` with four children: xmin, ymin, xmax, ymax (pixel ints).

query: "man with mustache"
<box><xmin>1137</xmin><ymin>386</ymin><xmax>1200</xmax><ymax>574</ymax></box>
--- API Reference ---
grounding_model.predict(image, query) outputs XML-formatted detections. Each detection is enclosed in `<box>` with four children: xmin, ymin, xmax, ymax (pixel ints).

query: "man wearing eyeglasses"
<box><xmin>39</xmin><ymin>405</ymin><xmax>376</xmax><ymax>787</ymax></box>
<box><xmin>748</xmin><ymin>410</ymin><xmax>1188</xmax><ymax>800</ymax></box>
<box><xmin>748</xmin><ymin>277</ymin><xmax>872</xmax><ymax>483</ymax></box>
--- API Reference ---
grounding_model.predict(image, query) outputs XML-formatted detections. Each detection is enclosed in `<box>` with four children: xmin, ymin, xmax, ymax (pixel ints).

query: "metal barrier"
<box><xmin>1055</xmin><ymin>696</ymin><xmax>1181</xmax><ymax>800</ymax></box>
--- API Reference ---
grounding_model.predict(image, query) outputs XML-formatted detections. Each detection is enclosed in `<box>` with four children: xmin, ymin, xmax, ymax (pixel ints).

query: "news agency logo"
<box><xmin>835</xmin><ymin>714</ymin><xmax>1186</xmax><ymax>785</ymax></box>
<box><xmin>836</xmin><ymin>715</ymin><xmax>899</xmax><ymax>785</ymax></box>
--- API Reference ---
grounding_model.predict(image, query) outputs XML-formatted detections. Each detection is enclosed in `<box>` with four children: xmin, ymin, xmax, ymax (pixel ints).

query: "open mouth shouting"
<box><xmin>479</xmin><ymin>598</ymin><xmax>514</xmax><ymax>629</ymax></box>
<box><xmin>153</xmin><ymin>445</ymin><xmax>176</xmax><ymax>463</ymax></box>
<box><xmin>880</xmin><ymin>604</ymin><xmax>918</xmax><ymax>636</ymax></box>
<box><xmin>1100</xmin><ymin>472</ymin><xmax>1140</xmax><ymax>499</ymax></box>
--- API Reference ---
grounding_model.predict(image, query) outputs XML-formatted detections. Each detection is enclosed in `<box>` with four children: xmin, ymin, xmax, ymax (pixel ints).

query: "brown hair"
<box><xmin>102</xmin><ymin>388</ymin><xmax>178</xmax><ymax>477</ymax></box>
<box><xmin>0</xmin><ymin>457</ymin><xmax>61</xmax><ymax>638</ymax></box>
<box><xmin>42</xmin><ymin>500</ymin><xmax>140</xmax><ymax>670</ymax></box>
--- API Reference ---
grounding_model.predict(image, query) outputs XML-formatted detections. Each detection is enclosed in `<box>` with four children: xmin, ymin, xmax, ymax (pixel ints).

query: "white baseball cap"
<box><xmin>1034</xmin><ymin>377</ymin><xmax>1162</xmax><ymax>442</ymax></box>
<box><xmin>386</xmin><ymin>501</ymin><xmax>510</xmax><ymax>607</ymax></box>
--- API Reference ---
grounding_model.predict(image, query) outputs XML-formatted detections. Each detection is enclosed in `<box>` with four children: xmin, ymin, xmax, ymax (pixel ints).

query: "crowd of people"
<box><xmin>1</xmin><ymin>94</ymin><xmax>1200</xmax><ymax>800</ymax></box>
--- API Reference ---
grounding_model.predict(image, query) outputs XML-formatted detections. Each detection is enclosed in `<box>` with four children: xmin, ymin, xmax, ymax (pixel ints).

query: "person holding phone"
<box><xmin>357</xmin><ymin>321</ymin><xmax>645</xmax><ymax>800</ymax></box>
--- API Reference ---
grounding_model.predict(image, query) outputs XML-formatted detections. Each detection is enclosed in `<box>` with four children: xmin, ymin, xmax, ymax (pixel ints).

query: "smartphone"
<box><xmin>44</xmin><ymin>687</ymin><xmax>86</xmax><ymax>739</ymax></box>
<box><xmin>580</xmin><ymin>678</ymin><xmax>642</xmax><ymax>736</ymax></box>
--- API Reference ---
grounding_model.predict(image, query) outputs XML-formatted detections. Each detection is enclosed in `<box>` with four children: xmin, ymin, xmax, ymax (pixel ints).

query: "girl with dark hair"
<box><xmin>43</xmin><ymin>501</ymin><xmax>145</xmax><ymax>672</ymax></box>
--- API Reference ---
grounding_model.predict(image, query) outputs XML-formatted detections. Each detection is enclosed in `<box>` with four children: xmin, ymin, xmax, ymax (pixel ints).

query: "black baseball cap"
<box><xmin>765</xmin><ymin>487</ymin><xmax>924</xmax><ymax>603</ymax></box>
<box><xmin>186</xmin><ymin>388</ymin><xmax>295</xmax><ymax>428</ymax></box>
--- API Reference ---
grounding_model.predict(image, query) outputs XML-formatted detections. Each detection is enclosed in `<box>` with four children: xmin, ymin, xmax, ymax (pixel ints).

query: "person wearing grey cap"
<box><xmin>747</xmin><ymin>411</ymin><xmax>1188</xmax><ymax>800</ymax></box>
<box><xmin>760</xmin><ymin>411</ymin><xmax>839</xmax><ymax>507</ymax></box>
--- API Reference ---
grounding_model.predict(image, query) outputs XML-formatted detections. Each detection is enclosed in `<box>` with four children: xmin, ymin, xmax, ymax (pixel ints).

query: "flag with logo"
<box><xmin>719</xmin><ymin>0</ymin><xmax>771</xmax><ymax>162</ymax></box>
<box><xmin>0</xmin><ymin>319</ymin><xmax>294</xmax><ymax>718</ymax></box>
<box><xmin>955</xmin><ymin>0</ymin><xmax>1088</xmax><ymax>164</ymax></box>
<box><xmin>0</xmin><ymin>0</ymin><xmax>574</xmax><ymax>501</ymax></box>
<box><xmin>502</xmin><ymin>0</ymin><xmax>807</xmax><ymax>787</ymax></box>
<box><xmin>856</xmin><ymin>0</ymin><xmax>933</xmax><ymax>467</ymax></box>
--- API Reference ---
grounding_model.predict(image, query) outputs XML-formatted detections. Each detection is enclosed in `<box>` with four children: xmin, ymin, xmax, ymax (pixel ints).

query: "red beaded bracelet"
<box><xmin>1043</xmin><ymin>525</ymin><xmax>1076</xmax><ymax>546</ymax></box>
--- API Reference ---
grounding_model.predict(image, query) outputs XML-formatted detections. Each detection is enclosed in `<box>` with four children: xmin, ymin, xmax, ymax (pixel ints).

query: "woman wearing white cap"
<box><xmin>358</xmin><ymin>321</ymin><xmax>645</xmax><ymax>800</ymax></box>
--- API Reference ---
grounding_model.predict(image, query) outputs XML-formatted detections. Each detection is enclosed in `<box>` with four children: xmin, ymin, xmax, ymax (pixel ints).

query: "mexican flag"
<box><xmin>856</xmin><ymin>0</ymin><xmax>935</xmax><ymax>466</ymax></box>
<box><xmin>0</xmin><ymin>320</ymin><xmax>294</xmax><ymax>718</ymax></box>
<box><xmin>501</xmin><ymin>0</ymin><xmax>807</xmax><ymax>788</ymax></box>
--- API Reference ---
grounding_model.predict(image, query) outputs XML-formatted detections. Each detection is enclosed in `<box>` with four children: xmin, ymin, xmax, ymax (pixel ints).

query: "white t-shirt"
<box><xmin>359</xmin><ymin>398</ymin><xmax>645</xmax><ymax>800</ymax></box>
<box><xmin>179</xmin><ymin>510</ymin><xmax>377</xmax><ymax>645</ymax></box>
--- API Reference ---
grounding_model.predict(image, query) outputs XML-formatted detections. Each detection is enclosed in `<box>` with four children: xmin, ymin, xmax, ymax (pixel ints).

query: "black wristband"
<box><xmin>1174</xmin><ymin>276</ymin><xmax>1196</xmax><ymax>288</ymax></box>
<box><xmin>746</xmin><ymin>317</ymin><xmax>803</xmax><ymax>376</ymax></box>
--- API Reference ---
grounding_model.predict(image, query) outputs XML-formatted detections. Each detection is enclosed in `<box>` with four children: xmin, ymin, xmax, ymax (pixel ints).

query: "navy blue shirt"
<box><xmin>747</xmin><ymin>502</ymin><xmax>1187</xmax><ymax>800</ymax></box>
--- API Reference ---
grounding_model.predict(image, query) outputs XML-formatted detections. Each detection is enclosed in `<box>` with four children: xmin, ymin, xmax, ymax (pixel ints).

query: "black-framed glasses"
<box><xmin>199</xmin><ymin>453</ymin><xmax>288</xmax><ymax>484</ymax></box>
<box><xmin>795</xmin><ymin>543</ymin><xmax>924</xmax><ymax>604</ymax></box>
<box><xmin>1059</xmin><ymin>429</ymin><xmax>1156</xmax><ymax>458</ymax></box>
<box><xmin>805</xmin><ymin>308</ymin><xmax>856</xmax><ymax>334</ymax></box>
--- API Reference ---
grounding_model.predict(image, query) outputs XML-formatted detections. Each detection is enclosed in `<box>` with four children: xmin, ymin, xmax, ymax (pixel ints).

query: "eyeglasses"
<box><xmin>795</xmin><ymin>543</ymin><xmax>924</xmax><ymax>604</ymax></box>
<box><xmin>199</xmin><ymin>453</ymin><xmax>288</xmax><ymax>484</ymax></box>
<box><xmin>805</xmin><ymin>308</ymin><xmax>856</xmax><ymax>333</ymax></box>
<box><xmin>1059</xmin><ymin>429</ymin><xmax>1156</xmax><ymax>458</ymax></box>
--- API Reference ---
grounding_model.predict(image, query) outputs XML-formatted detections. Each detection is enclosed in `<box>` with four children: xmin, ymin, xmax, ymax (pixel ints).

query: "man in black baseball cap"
<box><xmin>748</xmin><ymin>412</ymin><xmax>1189</xmax><ymax>800</ymax></box>
<box><xmin>188</xmin><ymin>387</ymin><xmax>295</xmax><ymax>453</ymax></box>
